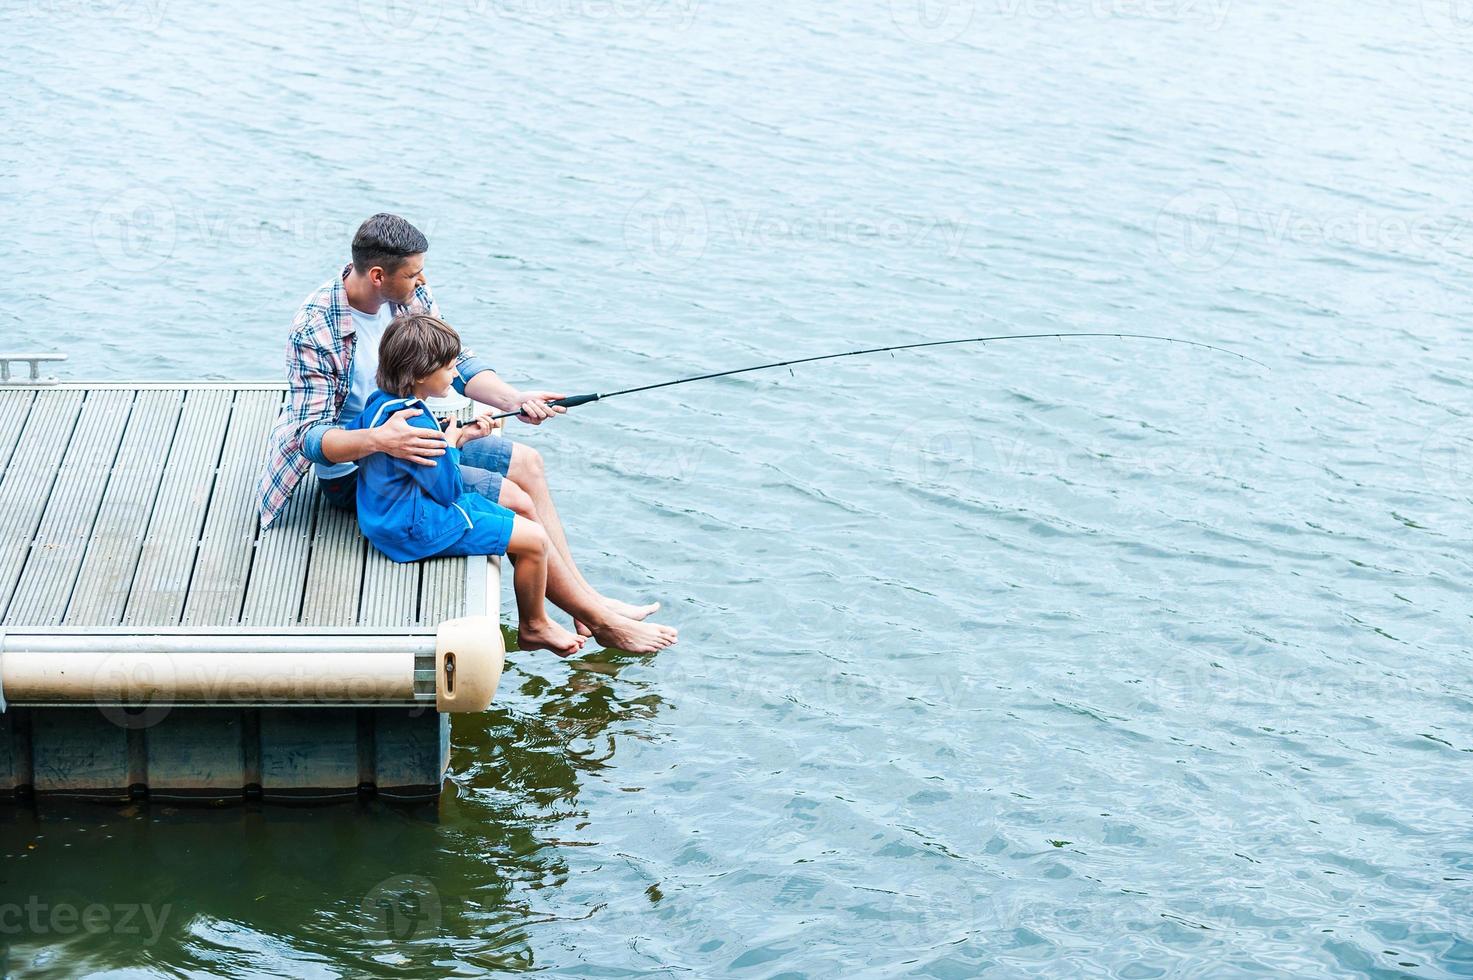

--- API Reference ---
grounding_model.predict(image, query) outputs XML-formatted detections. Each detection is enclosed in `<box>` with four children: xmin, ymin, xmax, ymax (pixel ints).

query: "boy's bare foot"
<box><xmin>590</xmin><ymin>616</ymin><xmax>678</xmax><ymax>654</ymax></box>
<box><xmin>518</xmin><ymin>618</ymin><xmax>585</xmax><ymax>658</ymax></box>
<box><xmin>575</xmin><ymin>620</ymin><xmax>594</xmax><ymax>638</ymax></box>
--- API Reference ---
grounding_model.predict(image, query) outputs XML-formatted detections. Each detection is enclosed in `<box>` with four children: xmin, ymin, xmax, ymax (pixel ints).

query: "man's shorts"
<box><xmin>431</xmin><ymin>495</ymin><xmax>517</xmax><ymax>559</ymax></box>
<box><xmin>320</xmin><ymin>434</ymin><xmax>516</xmax><ymax>512</ymax></box>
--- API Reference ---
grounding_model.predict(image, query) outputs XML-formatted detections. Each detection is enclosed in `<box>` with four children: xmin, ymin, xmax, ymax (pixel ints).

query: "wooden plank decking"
<box><xmin>0</xmin><ymin>384</ymin><xmax>485</xmax><ymax>631</ymax></box>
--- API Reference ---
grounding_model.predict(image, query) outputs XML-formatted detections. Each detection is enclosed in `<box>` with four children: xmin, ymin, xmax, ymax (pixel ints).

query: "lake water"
<box><xmin>4</xmin><ymin>0</ymin><xmax>1473</xmax><ymax>975</ymax></box>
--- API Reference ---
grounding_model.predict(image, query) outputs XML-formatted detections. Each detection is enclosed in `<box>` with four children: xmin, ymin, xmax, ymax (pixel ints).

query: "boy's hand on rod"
<box><xmin>458</xmin><ymin>412</ymin><xmax>497</xmax><ymax>444</ymax></box>
<box><xmin>441</xmin><ymin>413</ymin><xmax>465</xmax><ymax>448</ymax></box>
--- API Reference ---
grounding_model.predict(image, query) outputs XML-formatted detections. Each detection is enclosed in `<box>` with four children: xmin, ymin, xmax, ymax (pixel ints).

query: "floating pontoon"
<box><xmin>0</xmin><ymin>359</ymin><xmax>505</xmax><ymax>801</ymax></box>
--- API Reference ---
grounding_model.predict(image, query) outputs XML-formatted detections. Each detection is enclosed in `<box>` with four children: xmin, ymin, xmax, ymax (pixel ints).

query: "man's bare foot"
<box><xmin>577</xmin><ymin>601</ymin><xmax>657</xmax><ymax>637</ymax></box>
<box><xmin>518</xmin><ymin>618</ymin><xmax>585</xmax><ymax>658</ymax></box>
<box><xmin>590</xmin><ymin>616</ymin><xmax>678</xmax><ymax>654</ymax></box>
<box><xmin>605</xmin><ymin>599</ymin><xmax>660</xmax><ymax>622</ymax></box>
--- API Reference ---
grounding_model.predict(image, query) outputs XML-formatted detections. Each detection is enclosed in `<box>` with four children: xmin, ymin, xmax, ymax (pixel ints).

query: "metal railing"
<box><xmin>0</xmin><ymin>353</ymin><xmax>66</xmax><ymax>386</ymax></box>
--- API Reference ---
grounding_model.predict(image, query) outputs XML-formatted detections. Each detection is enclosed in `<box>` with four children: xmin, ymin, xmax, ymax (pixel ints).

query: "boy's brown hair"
<box><xmin>377</xmin><ymin>313</ymin><xmax>461</xmax><ymax>397</ymax></box>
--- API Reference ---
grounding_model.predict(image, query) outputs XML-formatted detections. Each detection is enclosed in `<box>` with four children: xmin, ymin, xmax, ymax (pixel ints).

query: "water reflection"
<box><xmin>457</xmin><ymin>626</ymin><xmax>667</xmax><ymax>800</ymax></box>
<box><xmin>0</xmin><ymin>633</ymin><xmax>670</xmax><ymax>976</ymax></box>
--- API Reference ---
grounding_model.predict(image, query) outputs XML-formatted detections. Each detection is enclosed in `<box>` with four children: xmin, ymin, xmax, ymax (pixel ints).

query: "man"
<box><xmin>257</xmin><ymin>213</ymin><xmax>676</xmax><ymax>653</ymax></box>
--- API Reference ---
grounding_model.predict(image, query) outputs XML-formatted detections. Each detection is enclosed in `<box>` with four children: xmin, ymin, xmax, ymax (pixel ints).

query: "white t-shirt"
<box><xmin>316</xmin><ymin>301</ymin><xmax>397</xmax><ymax>480</ymax></box>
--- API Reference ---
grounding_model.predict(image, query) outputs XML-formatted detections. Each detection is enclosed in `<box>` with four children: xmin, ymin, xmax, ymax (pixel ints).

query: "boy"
<box><xmin>352</xmin><ymin>313</ymin><xmax>584</xmax><ymax>658</ymax></box>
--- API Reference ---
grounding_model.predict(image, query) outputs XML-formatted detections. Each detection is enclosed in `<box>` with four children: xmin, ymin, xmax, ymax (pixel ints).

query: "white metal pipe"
<box><xmin>1</xmin><ymin>649</ymin><xmax>417</xmax><ymax>705</ymax></box>
<box><xmin>0</xmin><ymin>632</ymin><xmax>430</xmax><ymax>705</ymax></box>
<box><xmin>3</xmin><ymin>632</ymin><xmax>436</xmax><ymax>657</ymax></box>
<box><xmin>0</xmin><ymin>621</ymin><xmax>503</xmax><ymax>712</ymax></box>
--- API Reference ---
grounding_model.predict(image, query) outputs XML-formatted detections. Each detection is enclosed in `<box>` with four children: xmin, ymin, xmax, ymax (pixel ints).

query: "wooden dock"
<box><xmin>0</xmin><ymin>382</ymin><xmax>500</xmax><ymax>802</ymax></box>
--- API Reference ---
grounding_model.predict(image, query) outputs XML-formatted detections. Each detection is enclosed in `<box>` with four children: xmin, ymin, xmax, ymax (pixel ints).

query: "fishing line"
<box><xmin>486</xmin><ymin>331</ymin><xmax>1264</xmax><ymax>421</ymax></box>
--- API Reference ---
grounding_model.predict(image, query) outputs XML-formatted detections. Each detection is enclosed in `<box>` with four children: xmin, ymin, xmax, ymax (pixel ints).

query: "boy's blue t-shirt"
<box><xmin>348</xmin><ymin>389</ymin><xmax>472</xmax><ymax>562</ymax></box>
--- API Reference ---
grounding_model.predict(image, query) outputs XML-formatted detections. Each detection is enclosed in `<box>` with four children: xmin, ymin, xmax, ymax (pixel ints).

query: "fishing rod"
<box><xmin>486</xmin><ymin>331</ymin><xmax>1263</xmax><ymax>421</ymax></box>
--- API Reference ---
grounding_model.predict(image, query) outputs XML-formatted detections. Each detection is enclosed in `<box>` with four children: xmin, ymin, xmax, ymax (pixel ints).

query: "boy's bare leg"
<box><xmin>505</xmin><ymin>518</ymin><xmax>583</xmax><ymax>657</ymax></box>
<box><xmin>504</xmin><ymin>446</ymin><xmax>660</xmax><ymax>624</ymax></box>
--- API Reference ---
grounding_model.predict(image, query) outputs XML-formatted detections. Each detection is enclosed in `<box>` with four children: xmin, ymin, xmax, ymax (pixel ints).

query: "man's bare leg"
<box><xmin>503</xmin><ymin>446</ymin><xmax>660</xmax><ymax>622</ymax></box>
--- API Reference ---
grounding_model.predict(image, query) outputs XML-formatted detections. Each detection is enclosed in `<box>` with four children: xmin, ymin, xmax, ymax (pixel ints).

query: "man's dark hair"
<box><xmin>352</xmin><ymin>213</ymin><xmax>429</xmax><ymax>274</ymax></box>
<box><xmin>377</xmin><ymin>313</ymin><xmax>461</xmax><ymax>397</ymax></box>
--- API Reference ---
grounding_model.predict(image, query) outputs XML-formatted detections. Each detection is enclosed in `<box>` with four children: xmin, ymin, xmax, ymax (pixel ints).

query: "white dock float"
<box><xmin>0</xmin><ymin>382</ymin><xmax>504</xmax><ymax>802</ymax></box>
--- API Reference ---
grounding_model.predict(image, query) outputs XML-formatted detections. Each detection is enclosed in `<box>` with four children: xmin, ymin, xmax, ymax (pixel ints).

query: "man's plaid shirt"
<box><xmin>256</xmin><ymin>264</ymin><xmax>487</xmax><ymax>529</ymax></box>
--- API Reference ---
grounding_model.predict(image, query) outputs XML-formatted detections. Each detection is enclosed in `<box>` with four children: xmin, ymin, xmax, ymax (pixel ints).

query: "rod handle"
<box><xmin>491</xmin><ymin>392</ymin><xmax>602</xmax><ymax>421</ymax></box>
<box><xmin>550</xmin><ymin>393</ymin><xmax>601</xmax><ymax>409</ymax></box>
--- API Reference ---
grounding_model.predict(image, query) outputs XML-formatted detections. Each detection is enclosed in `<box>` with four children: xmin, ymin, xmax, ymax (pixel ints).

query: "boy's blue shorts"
<box><xmin>432</xmin><ymin>494</ymin><xmax>517</xmax><ymax>559</ymax></box>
